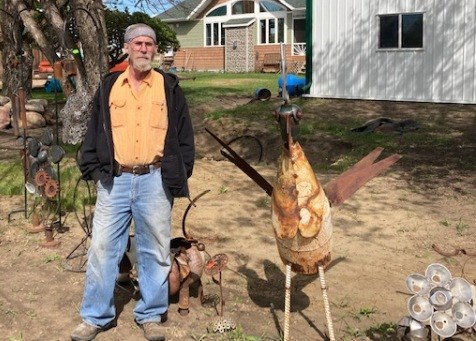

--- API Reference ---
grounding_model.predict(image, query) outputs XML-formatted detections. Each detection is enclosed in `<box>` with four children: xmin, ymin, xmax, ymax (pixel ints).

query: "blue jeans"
<box><xmin>80</xmin><ymin>167</ymin><xmax>172</xmax><ymax>327</ymax></box>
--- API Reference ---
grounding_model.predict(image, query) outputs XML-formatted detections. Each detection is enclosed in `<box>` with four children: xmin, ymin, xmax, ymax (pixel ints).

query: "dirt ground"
<box><xmin>0</xmin><ymin>97</ymin><xmax>475</xmax><ymax>341</ymax></box>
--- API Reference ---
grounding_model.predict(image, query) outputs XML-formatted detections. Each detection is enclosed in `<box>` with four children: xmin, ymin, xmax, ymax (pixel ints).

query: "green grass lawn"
<box><xmin>178</xmin><ymin>71</ymin><xmax>280</xmax><ymax>107</ymax></box>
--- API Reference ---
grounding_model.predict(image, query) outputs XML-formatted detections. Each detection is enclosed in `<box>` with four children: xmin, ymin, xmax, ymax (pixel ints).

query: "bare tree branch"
<box><xmin>10</xmin><ymin>0</ymin><xmax>57</xmax><ymax>62</ymax></box>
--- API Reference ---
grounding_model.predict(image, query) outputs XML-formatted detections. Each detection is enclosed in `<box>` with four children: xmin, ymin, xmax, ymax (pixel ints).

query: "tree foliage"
<box><xmin>106</xmin><ymin>9</ymin><xmax>179</xmax><ymax>67</ymax></box>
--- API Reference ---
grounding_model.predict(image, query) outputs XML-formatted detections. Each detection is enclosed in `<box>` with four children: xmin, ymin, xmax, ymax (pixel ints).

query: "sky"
<box><xmin>104</xmin><ymin>0</ymin><xmax>174</xmax><ymax>16</ymax></box>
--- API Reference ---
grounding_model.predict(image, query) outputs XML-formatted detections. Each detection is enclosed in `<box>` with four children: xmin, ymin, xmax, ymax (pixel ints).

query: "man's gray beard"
<box><xmin>133</xmin><ymin>59</ymin><xmax>152</xmax><ymax>72</ymax></box>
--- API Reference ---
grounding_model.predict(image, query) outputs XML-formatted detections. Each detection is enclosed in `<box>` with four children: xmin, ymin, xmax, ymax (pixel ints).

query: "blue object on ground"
<box><xmin>278</xmin><ymin>74</ymin><xmax>306</xmax><ymax>96</ymax></box>
<box><xmin>44</xmin><ymin>78</ymin><xmax>62</xmax><ymax>93</ymax></box>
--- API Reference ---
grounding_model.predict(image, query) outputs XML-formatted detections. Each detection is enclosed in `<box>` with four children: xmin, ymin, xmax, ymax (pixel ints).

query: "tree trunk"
<box><xmin>61</xmin><ymin>0</ymin><xmax>109</xmax><ymax>144</ymax></box>
<box><xmin>5</xmin><ymin>0</ymin><xmax>109</xmax><ymax>144</ymax></box>
<box><xmin>0</xmin><ymin>2</ymin><xmax>33</xmax><ymax>99</ymax></box>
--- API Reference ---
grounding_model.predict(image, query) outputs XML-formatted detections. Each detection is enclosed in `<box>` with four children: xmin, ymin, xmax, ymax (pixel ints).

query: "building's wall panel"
<box><xmin>172</xmin><ymin>44</ymin><xmax>304</xmax><ymax>72</ymax></box>
<box><xmin>311</xmin><ymin>0</ymin><xmax>476</xmax><ymax>104</ymax></box>
<box><xmin>174</xmin><ymin>47</ymin><xmax>225</xmax><ymax>71</ymax></box>
<box><xmin>225</xmin><ymin>25</ymin><xmax>255</xmax><ymax>72</ymax></box>
<box><xmin>170</xmin><ymin>21</ymin><xmax>203</xmax><ymax>48</ymax></box>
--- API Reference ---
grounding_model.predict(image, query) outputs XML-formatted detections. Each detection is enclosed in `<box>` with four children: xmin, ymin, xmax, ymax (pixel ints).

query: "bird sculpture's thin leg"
<box><xmin>283</xmin><ymin>263</ymin><xmax>292</xmax><ymax>340</ymax></box>
<box><xmin>319</xmin><ymin>265</ymin><xmax>335</xmax><ymax>341</ymax></box>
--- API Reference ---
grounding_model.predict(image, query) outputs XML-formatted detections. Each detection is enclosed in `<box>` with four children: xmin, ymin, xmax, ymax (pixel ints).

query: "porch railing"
<box><xmin>293</xmin><ymin>43</ymin><xmax>306</xmax><ymax>56</ymax></box>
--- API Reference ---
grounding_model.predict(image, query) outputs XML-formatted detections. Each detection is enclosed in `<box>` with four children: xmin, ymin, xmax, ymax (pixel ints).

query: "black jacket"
<box><xmin>78</xmin><ymin>69</ymin><xmax>194</xmax><ymax>198</ymax></box>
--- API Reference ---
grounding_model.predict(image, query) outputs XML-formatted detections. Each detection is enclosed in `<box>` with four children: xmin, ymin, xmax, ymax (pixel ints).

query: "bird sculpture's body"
<box><xmin>272</xmin><ymin>140</ymin><xmax>332</xmax><ymax>274</ymax></box>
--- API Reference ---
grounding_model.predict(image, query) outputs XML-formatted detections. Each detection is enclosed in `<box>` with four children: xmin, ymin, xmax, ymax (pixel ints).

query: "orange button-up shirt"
<box><xmin>109</xmin><ymin>67</ymin><xmax>168</xmax><ymax>167</ymax></box>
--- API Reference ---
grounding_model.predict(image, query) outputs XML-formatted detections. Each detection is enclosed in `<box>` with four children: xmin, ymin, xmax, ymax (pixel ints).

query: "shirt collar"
<box><xmin>119</xmin><ymin>66</ymin><xmax>155</xmax><ymax>87</ymax></box>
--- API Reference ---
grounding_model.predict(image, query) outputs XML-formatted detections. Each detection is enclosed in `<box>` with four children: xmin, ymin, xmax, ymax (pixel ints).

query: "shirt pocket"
<box><xmin>149</xmin><ymin>100</ymin><xmax>167</xmax><ymax>129</ymax></box>
<box><xmin>110</xmin><ymin>99</ymin><xmax>127</xmax><ymax>127</ymax></box>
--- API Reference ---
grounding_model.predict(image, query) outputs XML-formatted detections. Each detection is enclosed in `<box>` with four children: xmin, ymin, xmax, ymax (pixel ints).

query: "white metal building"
<box><xmin>309</xmin><ymin>0</ymin><xmax>476</xmax><ymax>104</ymax></box>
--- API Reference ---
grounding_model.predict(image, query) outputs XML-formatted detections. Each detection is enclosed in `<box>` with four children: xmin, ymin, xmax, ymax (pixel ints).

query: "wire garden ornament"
<box><xmin>405</xmin><ymin>263</ymin><xmax>476</xmax><ymax>338</ymax></box>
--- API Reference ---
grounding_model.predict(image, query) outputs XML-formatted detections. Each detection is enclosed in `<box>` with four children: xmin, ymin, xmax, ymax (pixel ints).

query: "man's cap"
<box><xmin>124</xmin><ymin>23</ymin><xmax>157</xmax><ymax>44</ymax></box>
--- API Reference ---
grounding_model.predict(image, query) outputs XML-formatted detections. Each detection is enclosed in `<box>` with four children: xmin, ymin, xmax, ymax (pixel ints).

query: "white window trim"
<box><xmin>258</xmin><ymin>17</ymin><xmax>286</xmax><ymax>45</ymax></box>
<box><xmin>203</xmin><ymin>0</ymin><xmax>287</xmax><ymax>47</ymax></box>
<box><xmin>377</xmin><ymin>12</ymin><xmax>424</xmax><ymax>51</ymax></box>
<box><xmin>204</xmin><ymin>21</ymin><xmax>224</xmax><ymax>47</ymax></box>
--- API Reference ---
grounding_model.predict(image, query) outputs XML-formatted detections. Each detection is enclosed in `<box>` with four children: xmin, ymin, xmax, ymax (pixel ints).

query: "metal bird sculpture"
<box><xmin>206</xmin><ymin>44</ymin><xmax>401</xmax><ymax>340</ymax></box>
<box><xmin>206</xmin><ymin>107</ymin><xmax>400</xmax><ymax>340</ymax></box>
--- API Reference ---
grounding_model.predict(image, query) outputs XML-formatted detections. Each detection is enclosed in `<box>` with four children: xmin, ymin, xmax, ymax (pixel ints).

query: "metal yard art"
<box><xmin>23</xmin><ymin>128</ymin><xmax>65</xmax><ymax>247</ymax></box>
<box><xmin>403</xmin><ymin>263</ymin><xmax>476</xmax><ymax>339</ymax></box>
<box><xmin>206</xmin><ymin>43</ymin><xmax>401</xmax><ymax>340</ymax></box>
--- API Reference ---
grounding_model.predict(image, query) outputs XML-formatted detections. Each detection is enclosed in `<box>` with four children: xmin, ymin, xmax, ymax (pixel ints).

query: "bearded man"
<box><xmin>71</xmin><ymin>23</ymin><xmax>195</xmax><ymax>341</ymax></box>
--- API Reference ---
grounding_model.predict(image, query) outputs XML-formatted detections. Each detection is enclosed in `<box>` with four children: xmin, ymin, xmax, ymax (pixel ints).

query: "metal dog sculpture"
<box><xmin>119</xmin><ymin>191</ymin><xmax>210</xmax><ymax>315</ymax></box>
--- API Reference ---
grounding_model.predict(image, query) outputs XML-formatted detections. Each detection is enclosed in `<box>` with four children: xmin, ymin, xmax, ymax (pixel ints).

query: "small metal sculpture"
<box><xmin>204</xmin><ymin>253</ymin><xmax>236</xmax><ymax>334</ymax></box>
<box><xmin>402</xmin><ymin>263</ymin><xmax>476</xmax><ymax>339</ymax></box>
<box><xmin>23</xmin><ymin>129</ymin><xmax>65</xmax><ymax>248</ymax></box>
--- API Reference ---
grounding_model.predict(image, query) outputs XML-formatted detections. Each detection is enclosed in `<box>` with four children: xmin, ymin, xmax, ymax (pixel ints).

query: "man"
<box><xmin>71</xmin><ymin>23</ymin><xmax>194</xmax><ymax>341</ymax></box>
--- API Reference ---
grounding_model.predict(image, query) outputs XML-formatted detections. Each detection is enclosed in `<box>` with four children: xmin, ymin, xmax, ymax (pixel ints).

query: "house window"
<box><xmin>260</xmin><ymin>18</ymin><xmax>284</xmax><ymax>44</ymax></box>
<box><xmin>379</xmin><ymin>13</ymin><xmax>423</xmax><ymax>49</ymax></box>
<box><xmin>232</xmin><ymin>1</ymin><xmax>254</xmax><ymax>14</ymax></box>
<box><xmin>207</xmin><ymin>5</ymin><xmax>227</xmax><ymax>17</ymax></box>
<box><xmin>260</xmin><ymin>1</ymin><xmax>284</xmax><ymax>12</ymax></box>
<box><xmin>206</xmin><ymin>22</ymin><xmax>225</xmax><ymax>46</ymax></box>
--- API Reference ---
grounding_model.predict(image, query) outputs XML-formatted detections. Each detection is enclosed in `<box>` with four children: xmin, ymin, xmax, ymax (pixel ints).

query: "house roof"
<box><xmin>222</xmin><ymin>18</ymin><xmax>256</xmax><ymax>28</ymax></box>
<box><xmin>156</xmin><ymin>0</ymin><xmax>204</xmax><ymax>22</ymax></box>
<box><xmin>157</xmin><ymin>0</ymin><xmax>305</xmax><ymax>22</ymax></box>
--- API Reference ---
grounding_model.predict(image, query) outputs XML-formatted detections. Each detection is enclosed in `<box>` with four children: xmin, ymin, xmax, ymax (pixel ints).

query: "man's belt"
<box><xmin>114</xmin><ymin>158</ymin><xmax>162</xmax><ymax>176</ymax></box>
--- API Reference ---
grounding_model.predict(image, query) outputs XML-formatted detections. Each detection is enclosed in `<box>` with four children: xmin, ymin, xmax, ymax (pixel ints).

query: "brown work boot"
<box><xmin>70</xmin><ymin>322</ymin><xmax>101</xmax><ymax>341</ymax></box>
<box><xmin>140</xmin><ymin>322</ymin><xmax>165</xmax><ymax>341</ymax></box>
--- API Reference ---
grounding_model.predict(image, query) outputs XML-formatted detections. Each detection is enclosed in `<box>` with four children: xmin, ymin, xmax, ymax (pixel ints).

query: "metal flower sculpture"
<box><xmin>22</xmin><ymin>129</ymin><xmax>65</xmax><ymax>247</ymax></box>
<box><xmin>403</xmin><ymin>263</ymin><xmax>475</xmax><ymax>339</ymax></box>
<box><xmin>204</xmin><ymin>253</ymin><xmax>236</xmax><ymax>334</ymax></box>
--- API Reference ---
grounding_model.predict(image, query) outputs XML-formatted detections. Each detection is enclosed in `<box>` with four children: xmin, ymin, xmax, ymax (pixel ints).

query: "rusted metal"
<box><xmin>225</xmin><ymin>135</ymin><xmax>264</xmax><ymax>164</ymax></box>
<box><xmin>26</xmin><ymin>221</ymin><xmax>45</xmax><ymax>234</ymax></box>
<box><xmin>17</xmin><ymin>88</ymin><xmax>27</xmax><ymax>129</ymax></box>
<box><xmin>177</xmin><ymin>276</ymin><xmax>191</xmax><ymax>315</ymax></box>
<box><xmin>168</xmin><ymin>237</ymin><xmax>207</xmax><ymax>315</ymax></box>
<box><xmin>44</xmin><ymin>179</ymin><xmax>59</xmax><ymax>198</ymax></box>
<box><xmin>39</xmin><ymin>223</ymin><xmax>61</xmax><ymax>248</ymax></box>
<box><xmin>323</xmin><ymin>148</ymin><xmax>402</xmax><ymax>206</ymax></box>
<box><xmin>205</xmin><ymin>253</ymin><xmax>228</xmax><ymax>276</ymax></box>
<box><xmin>181</xmin><ymin>189</ymin><xmax>210</xmax><ymax>240</ymax></box>
<box><xmin>205</xmin><ymin>254</ymin><xmax>229</xmax><ymax>322</ymax></box>
<box><xmin>432</xmin><ymin>244</ymin><xmax>476</xmax><ymax>257</ymax></box>
<box><xmin>272</xmin><ymin>141</ymin><xmax>333</xmax><ymax>274</ymax></box>
<box><xmin>206</xmin><ymin>128</ymin><xmax>400</xmax><ymax>275</ymax></box>
<box><xmin>274</xmin><ymin>103</ymin><xmax>302</xmax><ymax>146</ymax></box>
<box><xmin>10</xmin><ymin>94</ymin><xmax>20</xmax><ymax>136</ymax></box>
<box><xmin>205</xmin><ymin>128</ymin><xmax>273</xmax><ymax>196</ymax></box>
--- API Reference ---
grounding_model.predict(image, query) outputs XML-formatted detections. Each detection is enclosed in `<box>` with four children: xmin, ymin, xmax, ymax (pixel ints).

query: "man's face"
<box><xmin>125</xmin><ymin>36</ymin><xmax>157</xmax><ymax>72</ymax></box>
